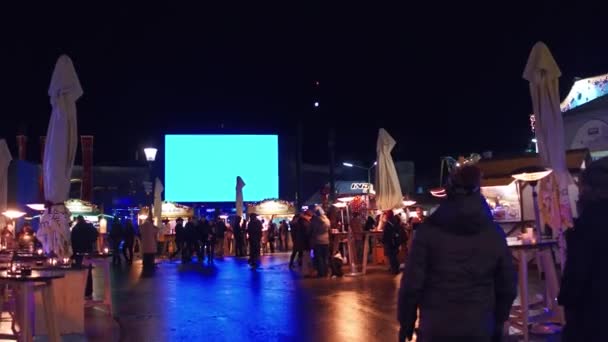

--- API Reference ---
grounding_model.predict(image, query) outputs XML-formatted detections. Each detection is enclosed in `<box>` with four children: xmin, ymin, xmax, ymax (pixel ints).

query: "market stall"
<box><xmin>247</xmin><ymin>199</ymin><xmax>295</xmax><ymax>251</ymax></box>
<box><xmin>246</xmin><ymin>199</ymin><xmax>295</xmax><ymax>224</ymax></box>
<box><xmin>64</xmin><ymin>199</ymin><xmax>109</xmax><ymax>224</ymax></box>
<box><xmin>146</xmin><ymin>202</ymin><xmax>194</xmax><ymax>256</ymax></box>
<box><xmin>478</xmin><ymin>149</ymin><xmax>589</xmax><ymax>237</ymax></box>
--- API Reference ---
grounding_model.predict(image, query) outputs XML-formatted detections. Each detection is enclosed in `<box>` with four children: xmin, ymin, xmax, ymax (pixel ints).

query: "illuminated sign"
<box><xmin>247</xmin><ymin>200</ymin><xmax>295</xmax><ymax>216</ymax></box>
<box><xmin>350</xmin><ymin>183</ymin><xmax>370</xmax><ymax>190</ymax></box>
<box><xmin>65</xmin><ymin>199</ymin><xmax>94</xmax><ymax>213</ymax></box>
<box><xmin>561</xmin><ymin>73</ymin><xmax>608</xmax><ymax>112</ymax></box>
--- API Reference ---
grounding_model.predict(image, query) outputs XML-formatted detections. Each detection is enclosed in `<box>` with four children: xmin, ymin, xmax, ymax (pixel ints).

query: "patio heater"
<box><xmin>2</xmin><ymin>210</ymin><xmax>26</xmax><ymax>248</ymax></box>
<box><xmin>511</xmin><ymin>166</ymin><xmax>563</xmax><ymax>335</ymax></box>
<box><xmin>332</xmin><ymin>202</ymin><xmax>347</xmax><ymax>232</ymax></box>
<box><xmin>511</xmin><ymin>166</ymin><xmax>552</xmax><ymax>238</ymax></box>
<box><xmin>337</xmin><ymin>196</ymin><xmax>361</xmax><ymax>277</ymax></box>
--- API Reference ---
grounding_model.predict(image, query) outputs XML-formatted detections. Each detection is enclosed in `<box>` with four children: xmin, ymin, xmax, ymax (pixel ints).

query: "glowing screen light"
<box><xmin>165</xmin><ymin>134</ymin><xmax>279</xmax><ymax>202</ymax></box>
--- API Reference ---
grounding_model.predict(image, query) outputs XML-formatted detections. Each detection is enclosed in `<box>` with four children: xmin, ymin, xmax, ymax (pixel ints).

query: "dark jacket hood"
<box><xmin>426</xmin><ymin>192</ymin><xmax>494</xmax><ymax>235</ymax></box>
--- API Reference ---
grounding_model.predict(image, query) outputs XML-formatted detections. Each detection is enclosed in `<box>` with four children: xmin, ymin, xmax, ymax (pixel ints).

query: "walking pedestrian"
<box><xmin>109</xmin><ymin>216</ymin><xmax>123</xmax><ymax>266</ymax></box>
<box><xmin>398</xmin><ymin>165</ymin><xmax>516</xmax><ymax>341</ymax></box>
<box><xmin>140</xmin><ymin>216</ymin><xmax>158</xmax><ymax>275</ymax></box>
<box><xmin>171</xmin><ymin>217</ymin><xmax>185</xmax><ymax>260</ymax></box>
<box><xmin>215</xmin><ymin>217</ymin><xmax>226</xmax><ymax>257</ymax></box>
<box><xmin>123</xmin><ymin>220</ymin><xmax>135</xmax><ymax>263</ymax></box>
<box><xmin>289</xmin><ymin>214</ymin><xmax>303</xmax><ymax>269</ymax></box>
<box><xmin>233</xmin><ymin>216</ymin><xmax>245</xmax><ymax>257</ymax></box>
<box><xmin>381</xmin><ymin>210</ymin><xmax>401</xmax><ymax>274</ymax></box>
<box><xmin>247</xmin><ymin>214</ymin><xmax>263</xmax><ymax>268</ymax></box>
<box><xmin>559</xmin><ymin>156</ymin><xmax>608</xmax><ymax>341</ymax></box>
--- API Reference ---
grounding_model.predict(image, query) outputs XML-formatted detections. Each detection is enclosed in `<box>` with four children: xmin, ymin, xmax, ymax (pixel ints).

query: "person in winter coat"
<box><xmin>233</xmin><ymin>216</ymin><xmax>245</xmax><ymax>257</ymax></box>
<box><xmin>215</xmin><ymin>217</ymin><xmax>226</xmax><ymax>257</ymax></box>
<box><xmin>123</xmin><ymin>220</ymin><xmax>136</xmax><ymax>263</ymax></box>
<box><xmin>109</xmin><ymin>217</ymin><xmax>123</xmax><ymax>265</ymax></box>
<box><xmin>140</xmin><ymin>216</ymin><xmax>158</xmax><ymax>274</ymax></box>
<box><xmin>559</xmin><ymin>156</ymin><xmax>608</xmax><ymax>341</ymax></box>
<box><xmin>398</xmin><ymin>165</ymin><xmax>516</xmax><ymax>342</ymax></box>
<box><xmin>183</xmin><ymin>217</ymin><xmax>199</xmax><ymax>263</ymax></box>
<box><xmin>247</xmin><ymin>214</ymin><xmax>263</xmax><ymax>268</ymax></box>
<box><xmin>171</xmin><ymin>217</ymin><xmax>185</xmax><ymax>260</ymax></box>
<box><xmin>381</xmin><ymin>210</ymin><xmax>401</xmax><ymax>274</ymax></box>
<box><xmin>310</xmin><ymin>207</ymin><xmax>330</xmax><ymax>278</ymax></box>
<box><xmin>71</xmin><ymin>215</ymin><xmax>98</xmax><ymax>266</ymax></box>
<box><xmin>199</xmin><ymin>217</ymin><xmax>214</xmax><ymax>263</ymax></box>
<box><xmin>289</xmin><ymin>214</ymin><xmax>303</xmax><ymax>269</ymax></box>
<box><xmin>267</xmin><ymin>220</ymin><xmax>277</xmax><ymax>253</ymax></box>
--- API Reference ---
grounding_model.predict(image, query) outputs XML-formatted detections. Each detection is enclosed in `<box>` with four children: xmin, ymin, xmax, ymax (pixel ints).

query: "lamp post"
<box><xmin>342</xmin><ymin>161</ymin><xmax>377</xmax><ymax>211</ymax></box>
<box><xmin>143</xmin><ymin>147</ymin><xmax>157</xmax><ymax>211</ymax></box>
<box><xmin>342</xmin><ymin>161</ymin><xmax>377</xmax><ymax>193</ymax></box>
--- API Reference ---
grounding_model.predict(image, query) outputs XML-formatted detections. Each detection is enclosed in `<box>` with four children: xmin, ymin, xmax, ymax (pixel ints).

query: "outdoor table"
<box><xmin>0</xmin><ymin>255</ymin><xmax>88</xmax><ymax>336</ymax></box>
<box><xmin>507</xmin><ymin>239</ymin><xmax>563</xmax><ymax>342</ymax></box>
<box><xmin>361</xmin><ymin>231</ymin><xmax>384</xmax><ymax>274</ymax></box>
<box><xmin>0</xmin><ymin>270</ymin><xmax>64</xmax><ymax>342</ymax></box>
<box><xmin>34</xmin><ymin>265</ymin><xmax>86</xmax><ymax>335</ymax></box>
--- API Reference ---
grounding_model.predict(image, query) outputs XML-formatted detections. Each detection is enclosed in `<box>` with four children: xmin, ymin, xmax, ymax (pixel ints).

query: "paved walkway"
<box><xmin>0</xmin><ymin>254</ymin><xmax>562</xmax><ymax>341</ymax></box>
<box><xmin>111</xmin><ymin>254</ymin><xmax>401</xmax><ymax>341</ymax></box>
<box><xmin>106</xmin><ymin>254</ymin><xmax>561</xmax><ymax>341</ymax></box>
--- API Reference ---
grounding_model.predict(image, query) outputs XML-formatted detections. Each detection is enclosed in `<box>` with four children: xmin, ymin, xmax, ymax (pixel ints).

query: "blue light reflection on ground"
<box><xmin>114</xmin><ymin>255</ymin><xmax>310</xmax><ymax>341</ymax></box>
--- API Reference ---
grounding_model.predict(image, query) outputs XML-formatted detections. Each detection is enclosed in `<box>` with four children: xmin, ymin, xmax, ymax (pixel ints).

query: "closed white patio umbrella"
<box><xmin>375</xmin><ymin>128</ymin><xmax>403</xmax><ymax>210</ymax></box>
<box><xmin>236</xmin><ymin>176</ymin><xmax>246</xmax><ymax>217</ymax></box>
<box><xmin>0</xmin><ymin>139</ymin><xmax>12</xmax><ymax>212</ymax></box>
<box><xmin>523</xmin><ymin>42</ymin><xmax>574</xmax><ymax>265</ymax></box>
<box><xmin>153</xmin><ymin>177</ymin><xmax>164</xmax><ymax>226</ymax></box>
<box><xmin>38</xmin><ymin>55</ymin><xmax>82</xmax><ymax>257</ymax></box>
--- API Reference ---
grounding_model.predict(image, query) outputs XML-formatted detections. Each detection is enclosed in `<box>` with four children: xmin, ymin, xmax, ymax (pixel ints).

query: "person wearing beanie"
<box><xmin>559</xmin><ymin>156</ymin><xmax>608</xmax><ymax>341</ymax></box>
<box><xmin>398</xmin><ymin>165</ymin><xmax>516</xmax><ymax>341</ymax></box>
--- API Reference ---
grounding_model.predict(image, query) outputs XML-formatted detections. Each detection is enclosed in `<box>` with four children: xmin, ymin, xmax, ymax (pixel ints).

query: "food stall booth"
<box><xmin>138</xmin><ymin>202</ymin><xmax>193</xmax><ymax>257</ymax></box>
<box><xmin>477</xmin><ymin>149</ymin><xmax>589</xmax><ymax>339</ymax></box>
<box><xmin>478</xmin><ymin>149</ymin><xmax>589</xmax><ymax>238</ymax></box>
<box><xmin>246</xmin><ymin>199</ymin><xmax>296</xmax><ymax>223</ymax></box>
<box><xmin>247</xmin><ymin>199</ymin><xmax>295</xmax><ymax>250</ymax></box>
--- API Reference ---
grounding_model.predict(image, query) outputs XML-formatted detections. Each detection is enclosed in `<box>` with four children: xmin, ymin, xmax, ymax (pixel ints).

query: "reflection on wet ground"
<box><xmin>110</xmin><ymin>254</ymin><xmax>561</xmax><ymax>342</ymax></box>
<box><xmin>111</xmin><ymin>254</ymin><xmax>399</xmax><ymax>342</ymax></box>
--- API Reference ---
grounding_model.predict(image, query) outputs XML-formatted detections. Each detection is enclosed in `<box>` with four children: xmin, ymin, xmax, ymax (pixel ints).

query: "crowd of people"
<box><xmin>286</xmin><ymin>204</ymin><xmax>426</xmax><ymax>278</ymax></box>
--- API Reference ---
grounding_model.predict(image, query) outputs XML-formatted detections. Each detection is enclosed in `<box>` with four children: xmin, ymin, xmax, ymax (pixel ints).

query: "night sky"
<box><xmin>1</xmin><ymin>3</ymin><xmax>607</xmax><ymax>181</ymax></box>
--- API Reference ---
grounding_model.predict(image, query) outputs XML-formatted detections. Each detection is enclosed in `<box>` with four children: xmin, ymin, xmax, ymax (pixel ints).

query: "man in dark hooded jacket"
<box><xmin>398</xmin><ymin>165</ymin><xmax>517</xmax><ymax>341</ymax></box>
<box><xmin>558</xmin><ymin>156</ymin><xmax>608</xmax><ymax>341</ymax></box>
<box><xmin>247</xmin><ymin>214</ymin><xmax>263</xmax><ymax>267</ymax></box>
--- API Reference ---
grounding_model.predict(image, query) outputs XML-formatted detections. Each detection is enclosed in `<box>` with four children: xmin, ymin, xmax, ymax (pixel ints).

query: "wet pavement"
<box><xmin>110</xmin><ymin>253</ymin><xmax>400</xmax><ymax>342</ymax></box>
<box><xmin>107</xmin><ymin>254</ymin><xmax>562</xmax><ymax>342</ymax></box>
